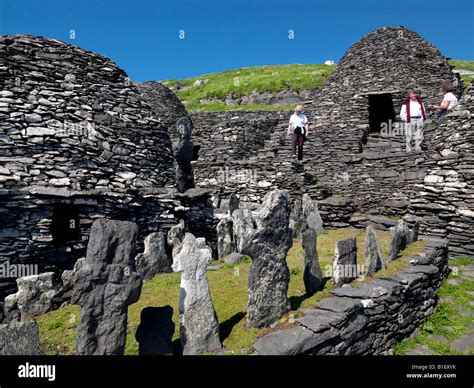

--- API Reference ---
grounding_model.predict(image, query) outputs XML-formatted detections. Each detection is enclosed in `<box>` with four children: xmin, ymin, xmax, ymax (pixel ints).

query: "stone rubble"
<box><xmin>4</xmin><ymin>272</ymin><xmax>57</xmax><ymax>322</ymax></box>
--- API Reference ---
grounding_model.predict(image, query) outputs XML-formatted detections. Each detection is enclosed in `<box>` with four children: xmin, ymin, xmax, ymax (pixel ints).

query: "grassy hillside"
<box><xmin>36</xmin><ymin>228</ymin><xmax>424</xmax><ymax>356</ymax></box>
<box><xmin>162</xmin><ymin>64</ymin><xmax>336</xmax><ymax>112</ymax></box>
<box><xmin>449</xmin><ymin>59</ymin><xmax>474</xmax><ymax>87</ymax></box>
<box><xmin>161</xmin><ymin>60</ymin><xmax>473</xmax><ymax>112</ymax></box>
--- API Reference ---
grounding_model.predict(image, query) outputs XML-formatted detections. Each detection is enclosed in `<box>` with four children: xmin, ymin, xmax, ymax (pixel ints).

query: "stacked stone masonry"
<box><xmin>190</xmin><ymin>27</ymin><xmax>472</xmax><ymax>257</ymax></box>
<box><xmin>253</xmin><ymin>237</ymin><xmax>449</xmax><ymax>355</ymax></box>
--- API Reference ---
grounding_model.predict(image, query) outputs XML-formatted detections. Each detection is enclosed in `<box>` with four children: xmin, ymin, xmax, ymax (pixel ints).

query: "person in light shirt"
<box><xmin>433</xmin><ymin>83</ymin><xmax>458</xmax><ymax>124</ymax></box>
<box><xmin>287</xmin><ymin>105</ymin><xmax>309</xmax><ymax>160</ymax></box>
<box><xmin>400</xmin><ymin>90</ymin><xmax>427</xmax><ymax>152</ymax></box>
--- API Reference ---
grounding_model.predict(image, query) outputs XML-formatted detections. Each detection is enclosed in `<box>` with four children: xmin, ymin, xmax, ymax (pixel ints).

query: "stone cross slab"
<box><xmin>71</xmin><ymin>219</ymin><xmax>142</xmax><ymax>355</ymax></box>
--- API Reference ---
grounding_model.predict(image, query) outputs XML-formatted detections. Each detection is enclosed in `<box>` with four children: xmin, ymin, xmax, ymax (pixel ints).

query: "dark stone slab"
<box><xmin>316</xmin><ymin>296</ymin><xmax>362</xmax><ymax>315</ymax></box>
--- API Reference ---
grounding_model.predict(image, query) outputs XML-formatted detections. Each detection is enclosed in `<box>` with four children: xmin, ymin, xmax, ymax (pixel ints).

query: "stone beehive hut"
<box><xmin>408</xmin><ymin>86</ymin><xmax>474</xmax><ymax>257</ymax></box>
<box><xmin>191</xmin><ymin>27</ymin><xmax>462</xmax><ymax>206</ymax></box>
<box><xmin>189</xmin><ymin>26</ymin><xmax>472</xmax><ymax>259</ymax></box>
<box><xmin>0</xmin><ymin>35</ymin><xmax>183</xmax><ymax>299</ymax></box>
<box><xmin>311</xmin><ymin>26</ymin><xmax>461</xmax><ymax>134</ymax></box>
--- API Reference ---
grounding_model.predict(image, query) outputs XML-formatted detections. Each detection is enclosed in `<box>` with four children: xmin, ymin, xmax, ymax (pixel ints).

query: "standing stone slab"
<box><xmin>246</xmin><ymin>190</ymin><xmax>293</xmax><ymax>328</ymax></box>
<box><xmin>72</xmin><ymin>219</ymin><xmax>142</xmax><ymax>355</ymax></box>
<box><xmin>167</xmin><ymin>219</ymin><xmax>185</xmax><ymax>257</ymax></box>
<box><xmin>302</xmin><ymin>228</ymin><xmax>323</xmax><ymax>295</ymax></box>
<box><xmin>135</xmin><ymin>306</ymin><xmax>175</xmax><ymax>355</ymax></box>
<box><xmin>216</xmin><ymin>217</ymin><xmax>235</xmax><ymax>259</ymax></box>
<box><xmin>172</xmin><ymin>233</ymin><xmax>221</xmax><ymax>355</ymax></box>
<box><xmin>302</xmin><ymin>194</ymin><xmax>324</xmax><ymax>233</ymax></box>
<box><xmin>135</xmin><ymin>231</ymin><xmax>170</xmax><ymax>280</ymax></box>
<box><xmin>228</xmin><ymin>193</ymin><xmax>240</xmax><ymax>215</ymax></box>
<box><xmin>289</xmin><ymin>199</ymin><xmax>303</xmax><ymax>239</ymax></box>
<box><xmin>364</xmin><ymin>225</ymin><xmax>385</xmax><ymax>276</ymax></box>
<box><xmin>387</xmin><ymin>219</ymin><xmax>414</xmax><ymax>262</ymax></box>
<box><xmin>174</xmin><ymin>116</ymin><xmax>195</xmax><ymax>193</ymax></box>
<box><xmin>0</xmin><ymin>320</ymin><xmax>42</xmax><ymax>355</ymax></box>
<box><xmin>411</xmin><ymin>220</ymin><xmax>420</xmax><ymax>243</ymax></box>
<box><xmin>232</xmin><ymin>208</ymin><xmax>256</xmax><ymax>254</ymax></box>
<box><xmin>333</xmin><ymin>237</ymin><xmax>358</xmax><ymax>287</ymax></box>
<box><xmin>4</xmin><ymin>272</ymin><xmax>57</xmax><ymax>322</ymax></box>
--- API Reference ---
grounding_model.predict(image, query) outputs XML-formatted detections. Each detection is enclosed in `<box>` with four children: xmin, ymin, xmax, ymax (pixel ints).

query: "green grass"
<box><xmin>393</xmin><ymin>258</ymin><xmax>474</xmax><ymax>356</ymax></box>
<box><xmin>36</xmin><ymin>228</ymin><xmax>425</xmax><ymax>355</ymax></box>
<box><xmin>162</xmin><ymin>64</ymin><xmax>336</xmax><ymax>112</ymax></box>
<box><xmin>161</xmin><ymin>60</ymin><xmax>472</xmax><ymax>112</ymax></box>
<box><xmin>449</xmin><ymin>59</ymin><xmax>474</xmax><ymax>87</ymax></box>
<box><xmin>449</xmin><ymin>257</ymin><xmax>474</xmax><ymax>267</ymax></box>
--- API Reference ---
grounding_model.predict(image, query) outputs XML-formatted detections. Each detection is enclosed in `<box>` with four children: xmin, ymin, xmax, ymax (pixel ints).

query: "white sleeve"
<box><xmin>303</xmin><ymin>115</ymin><xmax>308</xmax><ymax>124</ymax></box>
<box><xmin>400</xmin><ymin>104</ymin><xmax>407</xmax><ymax>121</ymax></box>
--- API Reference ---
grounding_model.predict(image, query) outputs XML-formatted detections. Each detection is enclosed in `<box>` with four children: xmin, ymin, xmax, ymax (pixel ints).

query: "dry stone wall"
<box><xmin>408</xmin><ymin>86</ymin><xmax>474</xmax><ymax>257</ymax></box>
<box><xmin>253</xmin><ymin>237</ymin><xmax>449</xmax><ymax>355</ymax></box>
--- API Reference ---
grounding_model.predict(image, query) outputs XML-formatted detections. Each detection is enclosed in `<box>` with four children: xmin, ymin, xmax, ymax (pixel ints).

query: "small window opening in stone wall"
<box><xmin>50</xmin><ymin>204</ymin><xmax>81</xmax><ymax>245</ymax></box>
<box><xmin>368</xmin><ymin>93</ymin><xmax>396</xmax><ymax>133</ymax></box>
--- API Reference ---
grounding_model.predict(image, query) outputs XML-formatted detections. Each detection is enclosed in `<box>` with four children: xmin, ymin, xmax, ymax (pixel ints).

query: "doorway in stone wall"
<box><xmin>50</xmin><ymin>204</ymin><xmax>81</xmax><ymax>245</ymax></box>
<box><xmin>368</xmin><ymin>93</ymin><xmax>396</xmax><ymax>133</ymax></box>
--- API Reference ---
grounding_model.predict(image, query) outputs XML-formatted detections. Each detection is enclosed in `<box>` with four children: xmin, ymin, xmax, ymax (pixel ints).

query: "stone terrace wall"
<box><xmin>408</xmin><ymin>86</ymin><xmax>474</xmax><ymax>257</ymax></box>
<box><xmin>191</xmin><ymin>109</ymin><xmax>440</xmax><ymax>218</ymax></box>
<box><xmin>253</xmin><ymin>237</ymin><xmax>449</xmax><ymax>355</ymax></box>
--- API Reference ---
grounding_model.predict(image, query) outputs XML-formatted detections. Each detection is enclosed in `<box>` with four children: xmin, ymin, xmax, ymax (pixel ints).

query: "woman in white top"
<box><xmin>287</xmin><ymin>105</ymin><xmax>309</xmax><ymax>160</ymax></box>
<box><xmin>434</xmin><ymin>83</ymin><xmax>458</xmax><ymax>124</ymax></box>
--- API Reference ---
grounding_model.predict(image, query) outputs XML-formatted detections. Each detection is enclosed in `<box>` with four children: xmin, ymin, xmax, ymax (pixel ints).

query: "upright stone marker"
<box><xmin>302</xmin><ymin>228</ymin><xmax>323</xmax><ymax>295</ymax></box>
<box><xmin>232</xmin><ymin>208</ymin><xmax>256</xmax><ymax>254</ymax></box>
<box><xmin>387</xmin><ymin>219</ymin><xmax>416</xmax><ymax>262</ymax></box>
<box><xmin>228</xmin><ymin>193</ymin><xmax>240</xmax><ymax>215</ymax></box>
<box><xmin>0</xmin><ymin>320</ymin><xmax>42</xmax><ymax>355</ymax></box>
<box><xmin>364</xmin><ymin>225</ymin><xmax>385</xmax><ymax>276</ymax></box>
<box><xmin>4</xmin><ymin>272</ymin><xmax>57</xmax><ymax>322</ymax></box>
<box><xmin>333</xmin><ymin>237</ymin><xmax>358</xmax><ymax>286</ymax></box>
<box><xmin>216</xmin><ymin>217</ymin><xmax>235</xmax><ymax>259</ymax></box>
<box><xmin>245</xmin><ymin>190</ymin><xmax>293</xmax><ymax>328</ymax></box>
<box><xmin>175</xmin><ymin>116</ymin><xmax>195</xmax><ymax>193</ymax></box>
<box><xmin>135</xmin><ymin>231</ymin><xmax>170</xmax><ymax>280</ymax></box>
<box><xmin>172</xmin><ymin>233</ymin><xmax>221</xmax><ymax>355</ymax></box>
<box><xmin>302</xmin><ymin>194</ymin><xmax>324</xmax><ymax>233</ymax></box>
<box><xmin>167</xmin><ymin>219</ymin><xmax>186</xmax><ymax>257</ymax></box>
<box><xmin>72</xmin><ymin>219</ymin><xmax>142</xmax><ymax>355</ymax></box>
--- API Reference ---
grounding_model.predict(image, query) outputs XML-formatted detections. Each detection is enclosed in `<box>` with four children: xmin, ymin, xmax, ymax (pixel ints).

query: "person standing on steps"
<box><xmin>400</xmin><ymin>90</ymin><xmax>427</xmax><ymax>152</ymax></box>
<box><xmin>433</xmin><ymin>83</ymin><xmax>458</xmax><ymax>125</ymax></box>
<box><xmin>287</xmin><ymin>105</ymin><xmax>309</xmax><ymax>160</ymax></box>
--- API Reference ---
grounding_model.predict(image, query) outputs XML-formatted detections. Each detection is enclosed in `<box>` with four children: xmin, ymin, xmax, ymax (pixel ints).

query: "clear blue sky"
<box><xmin>1</xmin><ymin>0</ymin><xmax>473</xmax><ymax>82</ymax></box>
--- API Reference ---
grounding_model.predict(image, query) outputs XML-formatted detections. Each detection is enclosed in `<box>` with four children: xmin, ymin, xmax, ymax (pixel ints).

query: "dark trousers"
<box><xmin>292</xmin><ymin>132</ymin><xmax>305</xmax><ymax>160</ymax></box>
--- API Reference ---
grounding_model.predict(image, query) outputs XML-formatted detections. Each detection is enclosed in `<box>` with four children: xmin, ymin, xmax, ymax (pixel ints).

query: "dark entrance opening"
<box><xmin>192</xmin><ymin>145</ymin><xmax>200</xmax><ymax>161</ymax></box>
<box><xmin>368</xmin><ymin>93</ymin><xmax>396</xmax><ymax>133</ymax></box>
<box><xmin>50</xmin><ymin>204</ymin><xmax>81</xmax><ymax>245</ymax></box>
